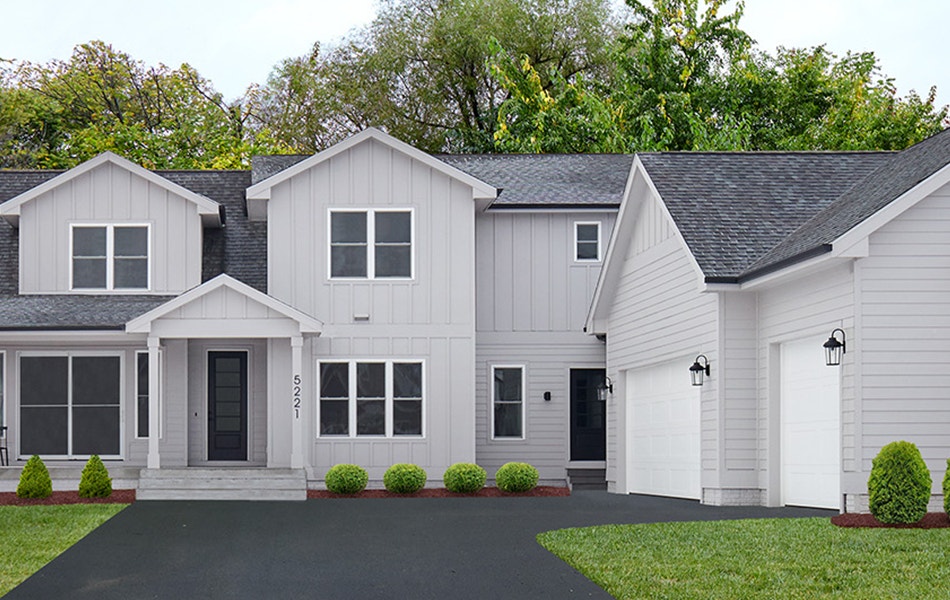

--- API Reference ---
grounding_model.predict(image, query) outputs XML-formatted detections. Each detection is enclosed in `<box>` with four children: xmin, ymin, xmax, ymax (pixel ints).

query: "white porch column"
<box><xmin>290</xmin><ymin>335</ymin><xmax>304</xmax><ymax>469</ymax></box>
<box><xmin>146</xmin><ymin>336</ymin><xmax>161</xmax><ymax>469</ymax></box>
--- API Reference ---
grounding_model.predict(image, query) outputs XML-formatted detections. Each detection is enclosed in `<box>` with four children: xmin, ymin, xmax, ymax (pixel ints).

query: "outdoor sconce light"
<box><xmin>597</xmin><ymin>376</ymin><xmax>613</xmax><ymax>401</ymax></box>
<box><xmin>823</xmin><ymin>328</ymin><xmax>846</xmax><ymax>366</ymax></box>
<box><xmin>689</xmin><ymin>355</ymin><xmax>710</xmax><ymax>386</ymax></box>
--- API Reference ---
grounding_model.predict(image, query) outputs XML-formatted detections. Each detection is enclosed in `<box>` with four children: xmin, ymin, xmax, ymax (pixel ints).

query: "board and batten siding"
<box><xmin>853</xmin><ymin>184</ymin><xmax>950</xmax><ymax>505</ymax></box>
<box><xmin>474</xmin><ymin>211</ymin><xmax>613</xmax><ymax>482</ymax></box>
<box><xmin>603</xmin><ymin>190</ymin><xmax>718</xmax><ymax>493</ymax></box>
<box><xmin>755</xmin><ymin>262</ymin><xmax>855</xmax><ymax>505</ymax></box>
<box><xmin>264</xmin><ymin>137</ymin><xmax>478</xmax><ymax>480</ymax></box>
<box><xmin>18</xmin><ymin>161</ymin><xmax>203</xmax><ymax>294</ymax></box>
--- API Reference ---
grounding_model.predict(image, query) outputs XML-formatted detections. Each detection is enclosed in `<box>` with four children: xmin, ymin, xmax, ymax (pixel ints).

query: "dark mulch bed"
<box><xmin>308</xmin><ymin>486</ymin><xmax>570</xmax><ymax>499</ymax></box>
<box><xmin>832</xmin><ymin>512</ymin><xmax>950</xmax><ymax>529</ymax></box>
<box><xmin>0</xmin><ymin>489</ymin><xmax>135</xmax><ymax>506</ymax></box>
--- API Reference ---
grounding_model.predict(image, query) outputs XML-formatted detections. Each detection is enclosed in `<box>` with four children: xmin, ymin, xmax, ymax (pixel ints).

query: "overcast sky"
<box><xmin>1</xmin><ymin>0</ymin><xmax>946</xmax><ymax>110</ymax></box>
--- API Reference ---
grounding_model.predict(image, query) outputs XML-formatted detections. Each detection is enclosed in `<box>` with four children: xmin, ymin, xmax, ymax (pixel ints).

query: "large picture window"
<box><xmin>492</xmin><ymin>365</ymin><xmax>525</xmax><ymax>439</ymax></box>
<box><xmin>71</xmin><ymin>224</ymin><xmax>149</xmax><ymax>290</ymax></box>
<box><xmin>330</xmin><ymin>210</ymin><xmax>412</xmax><ymax>279</ymax></box>
<box><xmin>319</xmin><ymin>361</ymin><xmax>423</xmax><ymax>437</ymax></box>
<box><xmin>19</xmin><ymin>354</ymin><xmax>122</xmax><ymax>457</ymax></box>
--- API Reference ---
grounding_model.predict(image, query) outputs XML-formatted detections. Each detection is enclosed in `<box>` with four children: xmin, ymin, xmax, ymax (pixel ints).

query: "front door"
<box><xmin>208</xmin><ymin>351</ymin><xmax>248</xmax><ymax>461</ymax></box>
<box><xmin>570</xmin><ymin>369</ymin><xmax>606</xmax><ymax>461</ymax></box>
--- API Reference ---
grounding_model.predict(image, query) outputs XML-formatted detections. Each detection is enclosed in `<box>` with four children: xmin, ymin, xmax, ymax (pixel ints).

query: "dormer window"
<box><xmin>330</xmin><ymin>209</ymin><xmax>413</xmax><ymax>279</ymax></box>
<box><xmin>71</xmin><ymin>224</ymin><xmax>149</xmax><ymax>290</ymax></box>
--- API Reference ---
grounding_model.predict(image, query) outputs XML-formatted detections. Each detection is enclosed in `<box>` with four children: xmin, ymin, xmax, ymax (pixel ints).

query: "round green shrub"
<box><xmin>496</xmin><ymin>462</ymin><xmax>539</xmax><ymax>493</ymax></box>
<box><xmin>868</xmin><ymin>440</ymin><xmax>931</xmax><ymax>524</ymax></box>
<box><xmin>943</xmin><ymin>458</ymin><xmax>950</xmax><ymax>515</ymax></box>
<box><xmin>325</xmin><ymin>463</ymin><xmax>369</xmax><ymax>494</ymax></box>
<box><xmin>443</xmin><ymin>463</ymin><xmax>487</xmax><ymax>494</ymax></box>
<box><xmin>79</xmin><ymin>455</ymin><xmax>112</xmax><ymax>498</ymax></box>
<box><xmin>17</xmin><ymin>455</ymin><xmax>52</xmax><ymax>499</ymax></box>
<box><xmin>383</xmin><ymin>463</ymin><xmax>427</xmax><ymax>494</ymax></box>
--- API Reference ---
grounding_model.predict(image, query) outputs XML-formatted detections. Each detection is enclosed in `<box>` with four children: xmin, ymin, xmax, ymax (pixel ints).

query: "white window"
<box><xmin>18</xmin><ymin>352</ymin><xmax>123</xmax><ymax>458</ymax></box>
<box><xmin>492</xmin><ymin>365</ymin><xmax>525</xmax><ymax>439</ymax></box>
<box><xmin>135</xmin><ymin>351</ymin><xmax>162</xmax><ymax>439</ymax></box>
<box><xmin>71</xmin><ymin>224</ymin><xmax>150</xmax><ymax>290</ymax></box>
<box><xmin>574</xmin><ymin>222</ymin><xmax>601</xmax><ymax>262</ymax></box>
<box><xmin>329</xmin><ymin>210</ymin><xmax>413</xmax><ymax>279</ymax></box>
<box><xmin>318</xmin><ymin>360</ymin><xmax>424</xmax><ymax>437</ymax></box>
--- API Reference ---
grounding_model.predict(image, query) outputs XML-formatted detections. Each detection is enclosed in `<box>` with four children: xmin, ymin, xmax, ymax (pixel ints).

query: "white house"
<box><xmin>1</xmin><ymin>126</ymin><xmax>948</xmax><ymax>509</ymax></box>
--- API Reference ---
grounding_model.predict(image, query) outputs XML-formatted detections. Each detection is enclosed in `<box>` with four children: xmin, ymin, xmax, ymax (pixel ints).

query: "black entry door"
<box><xmin>570</xmin><ymin>369</ymin><xmax>606</xmax><ymax>461</ymax></box>
<box><xmin>208</xmin><ymin>351</ymin><xmax>248</xmax><ymax>461</ymax></box>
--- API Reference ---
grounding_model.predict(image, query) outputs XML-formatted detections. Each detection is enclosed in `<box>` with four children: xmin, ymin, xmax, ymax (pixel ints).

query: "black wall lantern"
<box><xmin>689</xmin><ymin>355</ymin><xmax>710</xmax><ymax>386</ymax></box>
<box><xmin>597</xmin><ymin>376</ymin><xmax>613</xmax><ymax>401</ymax></box>
<box><xmin>823</xmin><ymin>328</ymin><xmax>846</xmax><ymax>366</ymax></box>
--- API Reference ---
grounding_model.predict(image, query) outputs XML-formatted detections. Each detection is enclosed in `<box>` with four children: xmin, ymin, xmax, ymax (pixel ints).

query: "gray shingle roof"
<box><xmin>638</xmin><ymin>151</ymin><xmax>894</xmax><ymax>281</ymax></box>
<box><xmin>747</xmin><ymin>128</ymin><xmax>950</xmax><ymax>276</ymax></box>
<box><xmin>251</xmin><ymin>155</ymin><xmax>309</xmax><ymax>185</ymax></box>
<box><xmin>439</xmin><ymin>154</ymin><xmax>633</xmax><ymax>207</ymax></box>
<box><xmin>0</xmin><ymin>295</ymin><xmax>170</xmax><ymax>329</ymax></box>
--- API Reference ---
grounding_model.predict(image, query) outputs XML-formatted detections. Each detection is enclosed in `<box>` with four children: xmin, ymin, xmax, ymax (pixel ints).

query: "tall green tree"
<box><xmin>0</xmin><ymin>41</ymin><xmax>285</xmax><ymax>169</ymax></box>
<box><xmin>248</xmin><ymin>0</ymin><xmax>618</xmax><ymax>153</ymax></box>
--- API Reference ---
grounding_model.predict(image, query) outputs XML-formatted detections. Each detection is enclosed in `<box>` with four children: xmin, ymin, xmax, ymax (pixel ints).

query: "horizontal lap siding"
<box><xmin>604</xmin><ymin>189</ymin><xmax>718</xmax><ymax>489</ymax></box>
<box><xmin>858</xmin><ymin>187</ymin><xmax>950</xmax><ymax>485</ymax></box>
<box><xmin>474</xmin><ymin>211</ymin><xmax>614</xmax><ymax>482</ymax></box>
<box><xmin>721</xmin><ymin>293</ymin><xmax>759</xmax><ymax>481</ymax></box>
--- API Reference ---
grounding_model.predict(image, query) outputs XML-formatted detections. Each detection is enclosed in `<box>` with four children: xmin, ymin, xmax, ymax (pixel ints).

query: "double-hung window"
<box><xmin>72</xmin><ymin>224</ymin><xmax>149</xmax><ymax>290</ymax></box>
<box><xmin>330</xmin><ymin>210</ymin><xmax>412</xmax><ymax>279</ymax></box>
<box><xmin>492</xmin><ymin>365</ymin><xmax>525</xmax><ymax>439</ymax></box>
<box><xmin>319</xmin><ymin>360</ymin><xmax>424</xmax><ymax>437</ymax></box>
<box><xmin>574</xmin><ymin>222</ymin><xmax>601</xmax><ymax>262</ymax></box>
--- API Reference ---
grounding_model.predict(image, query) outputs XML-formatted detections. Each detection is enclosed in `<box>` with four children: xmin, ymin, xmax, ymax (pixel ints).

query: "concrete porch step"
<box><xmin>138</xmin><ymin>468</ymin><xmax>307</xmax><ymax>501</ymax></box>
<box><xmin>567</xmin><ymin>468</ymin><xmax>607</xmax><ymax>491</ymax></box>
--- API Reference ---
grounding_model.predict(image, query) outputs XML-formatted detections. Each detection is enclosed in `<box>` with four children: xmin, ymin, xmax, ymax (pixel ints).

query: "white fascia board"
<box><xmin>125</xmin><ymin>274</ymin><xmax>323</xmax><ymax>335</ymax></box>
<box><xmin>832</xmin><ymin>160</ymin><xmax>950</xmax><ymax>254</ymax></box>
<box><xmin>0</xmin><ymin>152</ymin><xmax>221</xmax><ymax>227</ymax></box>
<box><xmin>246</xmin><ymin>127</ymin><xmax>497</xmax><ymax>202</ymax></box>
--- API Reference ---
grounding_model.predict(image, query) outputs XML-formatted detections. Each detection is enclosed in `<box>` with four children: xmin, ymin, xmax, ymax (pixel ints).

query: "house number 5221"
<box><xmin>293</xmin><ymin>374</ymin><xmax>301</xmax><ymax>419</ymax></box>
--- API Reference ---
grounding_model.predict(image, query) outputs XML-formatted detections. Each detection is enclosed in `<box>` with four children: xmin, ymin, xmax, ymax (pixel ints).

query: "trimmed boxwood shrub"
<box><xmin>384</xmin><ymin>463</ymin><xmax>427</xmax><ymax>494</ymax></box>
<box><xmin>944</xmin><ymin>459</ymin><xmax>950</xmax><ymax>515</ymax></box>
<box><xmin>443</xmin><ymin>463</ymin><xmax>487</xmax><ymax>494</ymax></box>
<box><xmin>496</xmin><ymin>462</ymin><xmax>539</xmax><ymax>493</ymax></box>
<box><xmin>79</xmin><ymin>455</ymin><xmax>112</xmax><ymax>498</ymax></box>
<box><xmin>325</xmin><ymin>464</ymin><xmax>369</xmax><ymax>494</ymax></box>
<box><xmin>868</xmin><ymin>440</ymin><xmax>931</xmax><ymax>524</ymax></box>
<box><xmin>17</xmin><ymin>455</ymin><xmax>52</xmax><ymax>499</ymax></box>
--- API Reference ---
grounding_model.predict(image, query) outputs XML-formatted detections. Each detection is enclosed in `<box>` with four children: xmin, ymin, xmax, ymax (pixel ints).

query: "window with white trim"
<box><xmin>319</xmin><ymin>360</ymin><xmax>423</xmax><ymax>437</ymax></box>
<box><xmin>492</xmin><ymin>365</ymin><xmax>525</xmax><ymax>439</ymax></box>
<box><xmin>71</xmin><ymin>224</ymin><xmax>149</xmax><ymax>290</ymax></box>
<box><xmin>19</xmin><ymin>353</ymin><xmax>122</xmax><ymax>458</ymax></box>
<box><xmin>574</xmin><ymin>222</ymin><xmax>601</xmax><ymax>262</ymax></box>
<box><xmin>135</xmin><ymin>351</ymin><xmax>162</xmax><ymax>439</ymax></box>
<box><xmin>329</xmin><ymin>210</ymin><xmax>412</xmax><ymax>278</ymax></box>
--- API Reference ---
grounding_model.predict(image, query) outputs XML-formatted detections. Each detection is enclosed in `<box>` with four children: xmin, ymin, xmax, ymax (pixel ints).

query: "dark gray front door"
<box><xmin>570</xmin><ymin>369</ymin><xmax>606</xmax><ymax>461</ymax></box>
<box><xmin>208</xmin><ymin>351</ymin><xmax>248</xmax><ymax>461</ymax></box>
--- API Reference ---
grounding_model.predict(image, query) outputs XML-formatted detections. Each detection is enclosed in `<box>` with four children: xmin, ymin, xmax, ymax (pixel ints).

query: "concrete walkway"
<box><xmin>8</xmin><ymin>493</ymin><xmax>831</xmax><ymax>599</ymax></box>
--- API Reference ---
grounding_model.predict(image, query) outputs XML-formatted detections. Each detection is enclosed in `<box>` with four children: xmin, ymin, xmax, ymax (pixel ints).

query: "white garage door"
<box><xmin>781</xmin><ymin>336</ymin><xmax>841</xmax><ymax>509</ymax></box>
<box><xmin>627</xmin><ymin>359</ymin><xmax>701</xmax><ymax>499</ymax></box>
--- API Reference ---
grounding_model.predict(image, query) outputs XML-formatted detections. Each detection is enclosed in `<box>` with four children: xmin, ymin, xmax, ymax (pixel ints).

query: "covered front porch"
<box><xmin>124</xmin><ymin>275</ymin><xmax>322</xmax><ymax>499</ymax></box>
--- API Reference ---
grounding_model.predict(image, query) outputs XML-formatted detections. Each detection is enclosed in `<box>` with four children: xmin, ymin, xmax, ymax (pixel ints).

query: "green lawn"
<box><xmin>538</xmin><ymin>517</ymin><xmax>950</xmax><ymax>599</ymax></box>
<box><xmin>0</xmin><ymin>504</ymin><xmax>126</xmax><ymax>596</ymax></box>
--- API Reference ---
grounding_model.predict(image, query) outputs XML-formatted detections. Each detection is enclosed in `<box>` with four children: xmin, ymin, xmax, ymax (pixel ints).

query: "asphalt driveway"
<box><xmin>8</xmin><ymin>492</ymin><xmax>831</xmax><ymax>599</ymax></box>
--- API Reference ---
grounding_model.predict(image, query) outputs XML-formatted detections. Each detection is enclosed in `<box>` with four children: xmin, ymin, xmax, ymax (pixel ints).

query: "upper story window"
<box><xmin>330</xmin><ymin>209</ymin><xmax>412</xmax><ymax>279</ymax></box>
<box><xmin>575</xmin><ymin>222</ymin><xmax>601</xmax><ymax>262</ymax></box>
<box><xmin>71</xmin><ymin>224</ymin><xmax>149</xmax><ymax>290</ymax></box>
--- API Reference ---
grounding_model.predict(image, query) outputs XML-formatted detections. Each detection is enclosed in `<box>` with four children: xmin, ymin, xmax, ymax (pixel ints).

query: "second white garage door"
<box><xmin>627</xmin><ymin>359</ymin><xmax>701</xmax><ymax>499</ymax></box>
<box><xmin>781</xmin><ymin>335</ymin><xmax>841</xmax><ymax>509</ymax></box>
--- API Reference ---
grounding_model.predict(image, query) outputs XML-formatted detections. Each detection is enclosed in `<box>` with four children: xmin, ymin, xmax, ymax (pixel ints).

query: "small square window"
<box><xmin>575</xmin><ymin>222</ymin><xmax>601</xmax><ymax>262</ymax></box>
